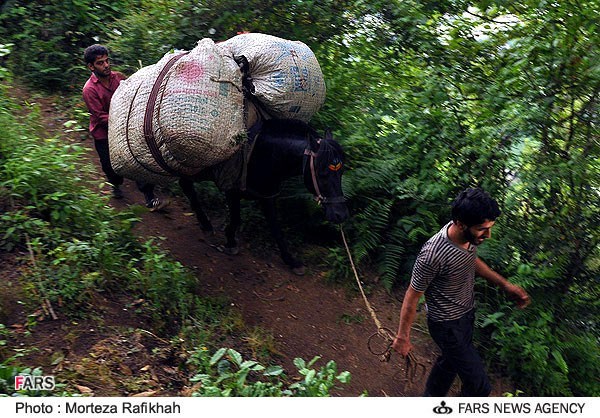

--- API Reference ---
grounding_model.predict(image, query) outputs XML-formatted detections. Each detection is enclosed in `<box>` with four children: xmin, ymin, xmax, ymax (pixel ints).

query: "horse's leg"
<box><xmin>259</xmin><ymin>197</ymin><xmax>305</xmax><ymax>276</ymax></box>
<box><xmin>178</xmin><ymin>178</ymin><xmax>213</xmax><ymax>232</ymax></box>
<box><xmin>224</xmin><ymin>190</ymin><xmax>241</xmax><ymax>255</ymax></box>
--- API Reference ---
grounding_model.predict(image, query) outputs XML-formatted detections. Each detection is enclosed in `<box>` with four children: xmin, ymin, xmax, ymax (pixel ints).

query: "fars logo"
<box><xmin>14</xmin><ymin>375</ymin><xmax>56</xmax><ymax>391</ymax></box>
<box><xmin>433</xmin><ymin>401</ymin><xmax>453</xmax><ymax>414</ymax></box>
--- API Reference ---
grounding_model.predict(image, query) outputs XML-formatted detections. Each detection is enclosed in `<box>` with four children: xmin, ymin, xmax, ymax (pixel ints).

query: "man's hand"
<box><xmin>506</xmin><ymin>283</ymin><xmax>531</xmax><ymax>309</ymax></box>
<box><xmin>392</xmin><ymin>336</ymin><xmax>413</xmax><ymax>357</ymax></box>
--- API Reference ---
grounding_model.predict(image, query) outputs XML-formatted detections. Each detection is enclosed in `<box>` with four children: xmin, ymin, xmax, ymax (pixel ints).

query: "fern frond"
<box><xmin>380</xmin><ymin>243</ymin><xmax>406</xmax><ymax>291</ymax></box>
<box><xmin>352</xmin><ymin>198</ymin><xmax>393</xmax><ymax>264</ymax></box>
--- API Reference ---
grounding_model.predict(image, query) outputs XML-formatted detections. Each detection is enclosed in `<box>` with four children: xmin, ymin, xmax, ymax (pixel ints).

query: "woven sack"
<box><xmin>219</xmin><ymin>33</ymin><xmax>326</xmax><ymax>122</ymax></box>
<box><xmin>109</xmin><ymin>39</ymin><xmax>246</xmax><ymax>185</ymax></box>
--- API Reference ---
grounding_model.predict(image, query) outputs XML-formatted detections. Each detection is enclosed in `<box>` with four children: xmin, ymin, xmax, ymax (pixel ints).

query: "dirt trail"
<box><xmin>107</xmin><ymin>177</ymin><xmax>436</xmax><ymax>396</ymax></box>
<box><xmin>3</xmin><ymin>87</ymin><xmax>512</xmax><ymax>397</ymax></box>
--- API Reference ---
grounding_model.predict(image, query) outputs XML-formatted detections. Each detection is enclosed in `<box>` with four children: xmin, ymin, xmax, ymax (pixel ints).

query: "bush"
<box><xmin>188</xmin><ymin>347</ymin><xmax>350</xmax><ymax>397</ymax></box>
<box><xmin>0</xmin><ymin>0</ymin><xmax>131</xmax><ymax>91</ymax></box>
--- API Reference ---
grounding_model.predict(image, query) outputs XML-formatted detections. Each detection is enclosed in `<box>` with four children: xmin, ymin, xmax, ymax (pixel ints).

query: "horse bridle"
<box><xmin>303</xmin><ymin>140</ymin><xmax>346</xmax><ymax>205</ymax></box>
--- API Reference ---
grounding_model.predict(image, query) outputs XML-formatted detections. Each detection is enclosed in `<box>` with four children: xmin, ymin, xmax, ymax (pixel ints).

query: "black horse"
<box><xmin>179</xmin><ymin>118</ymin><xmax>348</xmax><ymax>275</ymax></box>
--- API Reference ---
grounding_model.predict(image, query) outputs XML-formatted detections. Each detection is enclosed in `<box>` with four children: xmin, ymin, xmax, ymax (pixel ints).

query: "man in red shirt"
<box><xmin>82</xmin><ymin>44</ymin><xmax>166</xmax><ymax>210</ymax></box>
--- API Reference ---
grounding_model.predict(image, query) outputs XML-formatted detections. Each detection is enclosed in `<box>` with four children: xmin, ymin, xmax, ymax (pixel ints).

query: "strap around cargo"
<box><xmin>143</xmin><ymin>52</ymin><xmax>189</xmax><ymax>176</ymax></box>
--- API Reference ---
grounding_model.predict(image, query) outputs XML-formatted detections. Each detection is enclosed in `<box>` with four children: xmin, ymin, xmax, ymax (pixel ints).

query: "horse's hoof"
<box><xmin>200</xmin><ymin>231</ymin><xmax>217</xmax><ymax>246</ymax></box>
<box><xmin>224</xmin><ymin>246</ymin><xmax>239</xmax><ymax>255</ymax></box>
<box><xmin>291</xmin><ymin>266</ymin><xmax>306</xmax><ymax>276</ymax></box>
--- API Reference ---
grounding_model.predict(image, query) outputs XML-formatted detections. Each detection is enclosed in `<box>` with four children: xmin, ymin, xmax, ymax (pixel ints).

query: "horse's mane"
<box><xmin>261</xmin><ymin>118</ymin><xmax>344</xmax><ymax>165</ymax></box>
<box><xmin>262</xmin><ymin>119</ymin><xmax>320</xmax><ymax>139</ymax></box>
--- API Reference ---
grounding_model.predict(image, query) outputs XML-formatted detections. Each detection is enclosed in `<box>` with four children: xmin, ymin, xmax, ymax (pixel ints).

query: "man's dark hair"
<box><xmin>84</xmin><ymin>44</ymin><xmax>109</xmax><ymax>65</ymax></box>
<box><xmin>451</xmin><ymin>187</ymin><xmax>501</xmax><ymax>226</ymax></box>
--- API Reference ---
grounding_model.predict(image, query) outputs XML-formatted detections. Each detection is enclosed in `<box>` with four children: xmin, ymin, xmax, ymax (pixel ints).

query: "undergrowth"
<box><xmin>0</xmin><ymin>80</ymin><xmax>350</xmax><ymax>396</ymax></box>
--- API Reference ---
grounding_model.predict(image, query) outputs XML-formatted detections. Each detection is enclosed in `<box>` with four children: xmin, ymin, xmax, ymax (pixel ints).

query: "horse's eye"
<box><xmin>328</xmin><ymin>162</ymin><xmax>342</xmax><ymax>172</ymax></box>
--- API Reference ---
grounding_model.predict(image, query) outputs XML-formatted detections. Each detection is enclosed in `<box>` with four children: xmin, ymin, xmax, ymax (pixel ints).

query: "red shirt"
<box><xmin>82</xmin><ymin>71</ymin><xmax>126</xmax><ymax>140</ymax></box>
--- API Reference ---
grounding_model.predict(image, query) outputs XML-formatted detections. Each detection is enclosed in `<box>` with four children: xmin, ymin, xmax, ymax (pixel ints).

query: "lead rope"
<box><xmin>340</xmin><ymin>226</ymin><xmax>426</xmax><ymax>388</ymax></box>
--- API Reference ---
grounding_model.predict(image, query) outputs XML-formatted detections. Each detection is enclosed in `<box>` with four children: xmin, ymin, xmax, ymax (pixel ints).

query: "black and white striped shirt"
<box><xmin>410</xmin><ymin>222</ymin><xmax>476</xmax><ymax>322</ymax></box>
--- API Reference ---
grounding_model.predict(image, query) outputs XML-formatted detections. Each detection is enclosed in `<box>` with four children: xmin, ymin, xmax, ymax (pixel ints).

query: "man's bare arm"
<box><xmin>476</xmin><ymin>257</ymin><xmax>530</xmax><ymax>308</ymax></box>
<box><xmin>392</xmin><ymin>286</ymin><xmax>424</xmax><ymax>356</ymax></box>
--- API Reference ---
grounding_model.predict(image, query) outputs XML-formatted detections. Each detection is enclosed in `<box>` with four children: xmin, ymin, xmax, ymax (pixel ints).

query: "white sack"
<box><xmin>109</xmin><ymin>39</ymin><xmax>246</xmax><ymax>185</ymax></box>
<box><xmin>219</xmin><ymin>33</ymin><xmax>326</xmax><ymax>122</ymax></box>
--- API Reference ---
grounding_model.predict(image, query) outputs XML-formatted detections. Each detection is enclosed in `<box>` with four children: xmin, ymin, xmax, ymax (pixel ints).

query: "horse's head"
<box><xmin>304</xmin><ymin>130</ymin><xmax>349</xmax><ymax>224</ymax></box>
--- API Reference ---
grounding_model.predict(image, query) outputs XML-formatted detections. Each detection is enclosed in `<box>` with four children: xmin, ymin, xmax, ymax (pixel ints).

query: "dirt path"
<box><xmin>105</xmin><ymin>176</ymin><xmax>436</xmax><ymax>396</ymax></box>
<box><xmin>3</xmin><ymin>86</ymin><xmax>512</xmax><ymax>397</ymax></box>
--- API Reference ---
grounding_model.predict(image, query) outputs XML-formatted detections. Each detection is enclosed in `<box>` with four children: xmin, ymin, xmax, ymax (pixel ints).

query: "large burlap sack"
<box><xmin>219</xmin><ymin>33</ymin><xmax>326</xmax><ymax>122</ymax></box>
<box><xmin>109</xmin><ymin>38</ymin><xmax>246</xmax><ymax>185</ymax></box>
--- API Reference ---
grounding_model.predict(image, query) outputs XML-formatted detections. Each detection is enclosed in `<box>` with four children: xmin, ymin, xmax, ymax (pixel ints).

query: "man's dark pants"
<box><xmin>94</xmin><ymin>139</ymin><xmax>155</xmax><ymax>201</ymax></box>
<box><xmin>425</xmin><ymin>309</ymin><xmax>491</xmax><ymax>396</ymax></box>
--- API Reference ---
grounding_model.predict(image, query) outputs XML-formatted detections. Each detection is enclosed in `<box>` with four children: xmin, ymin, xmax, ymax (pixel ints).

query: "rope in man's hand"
<box><xmin>366</xmin><ymin>327</ymin><xmax>426</xmax><ymax>387</ymax></box>
<box><xmin>341</xmin><ymin>226</ymin><xmax>426</xmax><ymax>388</ymax></box>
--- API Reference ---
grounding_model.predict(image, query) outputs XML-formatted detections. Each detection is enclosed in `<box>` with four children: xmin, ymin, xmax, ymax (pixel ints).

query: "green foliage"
<box><xmin>188</xmin><ymin>347</ymin><xmax>286</xmax><ymax>397</ymax></box>
<box><xmin>289</xmin><ymin>356</ymin><xmax>351</xmax><ymax>396</ymax></box>
<box><xmin>0</xmin><ymin>91</ymin><xmax>144</xmax><ymax>313</ymax></box>
<box><xmin>105</xmin><ymin>1</ymin><xmax>182</xmax><ymax>74</ymax></box>
<box><xmin>338</xmin><ymin>313</ymin><xmax>365</xmax><ymax>325</ymax></box>
<box><xmin>0</xmin><ymin>86</ymin><xmax>193</xmax><ymax>326</ymax></box>
<box><xmin>0</xmin><ymin>0</ymin><xmax>133</xmax><ymax>91</ymax></box>
<box><xmin>0</xmin><ymin>325</ymin><xmax>71</xmax><ymax>397</ymax></box>
<box><xmin>0</xmin><ymin>363</ymin><xmax>46</xmax><ymax>397</ymax></box>
<box><xmin>341</xmin><ymin>163</ymin><xmax>444</xmax><ymax>289</ymax></box>
<box><xmin>560</xmin><ymin>334</ymin><xmax>600</xmax><ymax>396</ymax></box>
<box><xmin>98</xmin><ymin>0</ymin><xmax>357</xmax><ymax>75</ymax></box>
<box><xmin>318</xmin><ymin>0</ymin><xmax>599</xmax><ymax>396</ymax></box>
<box><xmin>484</xmin><ymin>305</ymin><xmax>600</xmax><ymax>396</ymax></box>
<box><xmin>188</xmin><ymin>348</ymin><xmax>350</xmax><ymax>397</ymax></box>
<box><xmin>0</xmin><ymin>102</ymin><xmax>133</xmax><ymax>240</ymax></box>
<box><xmin>106</xmin><ymin>0</ymin><xmax>600</xmax><ymax>395</ymax></box>
<box><xmin>127</xmin><ymin>239</ymin><xmax>198</xmax><ymax>332</ymax></box>
<box><xmin>488</xmin><ymin>310</ymin><xmax>570</xmax><ymax>395</ymax></box>
<box><xmin>1</xmin><ymin>0</ymin><xmax>598</xmax><ymax>397</ymax></box>
<box><xmin>0</xmin><ymin>81</ymin><xmax>349</xmax><ymax>398</ymax></box>
<box><xmin>503</xmin><ymin>389</ymin><xmax>525</xmax><ymax>397</ymax></box>
<box><xmin>0</xmin><ymin>43</ymin><xmax>13</xmax><ymax>80</ymax></box>
<box><xmin>323</xmin><ymin>247</ymin><xmax>353</xmax><ymax>283</ymax></box>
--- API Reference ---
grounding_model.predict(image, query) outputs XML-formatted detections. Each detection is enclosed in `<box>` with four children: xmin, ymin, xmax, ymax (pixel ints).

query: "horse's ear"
<box><xmin>324</xmin><ymin>129</ymin><xmax>333</xmax><ymax>141</ymax></box>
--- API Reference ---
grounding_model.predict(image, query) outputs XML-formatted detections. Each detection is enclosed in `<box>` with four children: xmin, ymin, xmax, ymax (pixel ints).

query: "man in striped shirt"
<box><xmin>392</xmin><ymin>188</ymin><xmax>530</xmax><ymax>396</ymax></box>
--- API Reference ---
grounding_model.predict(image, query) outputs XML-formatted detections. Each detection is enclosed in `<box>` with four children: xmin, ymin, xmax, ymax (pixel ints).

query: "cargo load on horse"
<box><xmin>108</xmin><ymin>39</ymin><xmax>246</xmax><ymax>185</ymax></box>
<box><xmin>108</xmin><ymin>34</ymin><xmax>326</xmax><ymax>186</ymax></box>
<box><xmin>219</xmin><ymin>33</ymin><xmax>326</xmax><ymax>122</ymax></box>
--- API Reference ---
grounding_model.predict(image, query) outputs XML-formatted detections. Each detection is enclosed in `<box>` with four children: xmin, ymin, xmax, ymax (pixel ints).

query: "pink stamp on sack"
<box><xmin>179</xmin><ymin>61</ymin><xmax>205</xmax><ymax>82</ymax></box>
